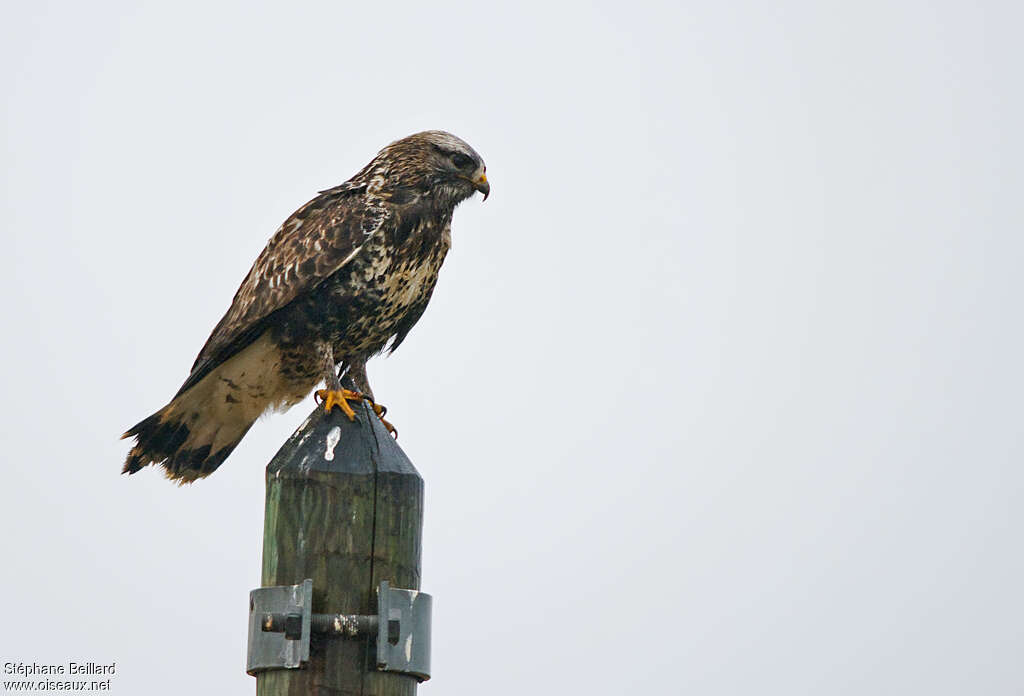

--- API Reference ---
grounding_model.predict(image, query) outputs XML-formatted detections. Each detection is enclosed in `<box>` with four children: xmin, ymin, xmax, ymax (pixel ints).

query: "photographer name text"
<box><xmin>3</xmin><ymin>663</ymin><xmax>115</xmax><ymax>677</ymax></box>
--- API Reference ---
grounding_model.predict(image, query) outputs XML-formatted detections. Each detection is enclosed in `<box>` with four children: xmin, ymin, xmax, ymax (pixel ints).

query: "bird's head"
<box><xmin>370</xmin><ymin>130</ymin><xmax>488</xmax><ymax>207</ymax></box>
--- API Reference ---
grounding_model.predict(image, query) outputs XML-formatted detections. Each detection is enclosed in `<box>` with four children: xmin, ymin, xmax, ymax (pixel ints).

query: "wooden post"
<box><xmin>256</xmin><ymin>395</ymin><xmax>424</xmax><ymax>696</ymax></box>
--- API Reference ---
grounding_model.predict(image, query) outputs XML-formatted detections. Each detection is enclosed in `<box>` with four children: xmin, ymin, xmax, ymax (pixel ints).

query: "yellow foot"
<box><xmin>314</xmin><ymin>388</ymin><xmax>362</xmax><ymax>421</ymax></box>
<box><xmin>366</xmin><ymin>400</ymin><xmax>399</xmax><ymax>439</ymax></box>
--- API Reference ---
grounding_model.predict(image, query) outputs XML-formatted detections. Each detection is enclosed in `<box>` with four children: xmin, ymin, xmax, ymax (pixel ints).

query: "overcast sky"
<box><xmin>2</xmin><ymin>1</ymin><xmax>1022</xmax><ymax>694</ymax></box>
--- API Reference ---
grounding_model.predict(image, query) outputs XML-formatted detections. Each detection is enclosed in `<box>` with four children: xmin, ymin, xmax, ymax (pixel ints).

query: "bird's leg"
<box><xmin>313</xmin><ymin>342</ymin><xmax>361</xmax><ymax>421</ymax></box>
<box><xmin>345</xmin><ymin>360</ymin><xmax>373</xmax><ymax>402</ymax></box>
<box><xmin>345</xmin><ymin>359</ymin><xmax>398</xmax><ymax>439</ymax></box>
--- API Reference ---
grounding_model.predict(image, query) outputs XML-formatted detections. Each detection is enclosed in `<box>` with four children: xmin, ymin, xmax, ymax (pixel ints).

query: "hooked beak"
<box><xmin>472</xmin><ymin>172</ymin><xmax>490</xmax><ymax>201</ymax></box>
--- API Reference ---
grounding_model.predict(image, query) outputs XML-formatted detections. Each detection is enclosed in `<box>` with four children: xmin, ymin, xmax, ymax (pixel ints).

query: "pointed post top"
<box><xmin>268</xmin><ymin>401</ymin><xmax>419</xmax><ymax>479</ymax></box>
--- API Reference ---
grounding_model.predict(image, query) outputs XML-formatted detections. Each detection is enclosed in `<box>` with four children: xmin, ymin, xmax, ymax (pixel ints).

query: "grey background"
<box><xmin>1</xmin><ymin>1</ymin><xmax>1021</xmax><ymax>694</ymax></box>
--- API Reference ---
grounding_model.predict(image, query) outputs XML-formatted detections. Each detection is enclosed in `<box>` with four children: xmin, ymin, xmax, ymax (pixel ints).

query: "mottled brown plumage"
<box><xmin>122</xmin><ymin>131</ymin><xmax>488</xmax><ymax>483</ymax></box>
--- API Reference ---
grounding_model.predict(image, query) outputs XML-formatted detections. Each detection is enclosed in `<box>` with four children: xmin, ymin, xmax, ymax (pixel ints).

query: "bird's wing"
<box><xmin>175</xmin><ymin>185</ymin><xmax>387</xmax><ymax>396</ymax></box>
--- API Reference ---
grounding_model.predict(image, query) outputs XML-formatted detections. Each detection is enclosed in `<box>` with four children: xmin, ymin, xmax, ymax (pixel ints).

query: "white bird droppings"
<box><xmin>324</xmin><ymin>426</ymin><xmax>341</xmax><ymax>461</ymax></box>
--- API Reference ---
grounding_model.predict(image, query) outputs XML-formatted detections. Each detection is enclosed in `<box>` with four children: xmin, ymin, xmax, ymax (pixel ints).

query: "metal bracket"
<box><xmin>247</xmin><ymin>579</ymin><xmax>312</xmax><ymax>673</ymax></box>
<box><xmin>246</xmin><ymin>579</ymin><xmax>432</xmax><ymax>682</ymax></box>
<box><xmin>374</xmin><ymin>581</ymin><xmax>432</xmax><ymax>681</ymax></box>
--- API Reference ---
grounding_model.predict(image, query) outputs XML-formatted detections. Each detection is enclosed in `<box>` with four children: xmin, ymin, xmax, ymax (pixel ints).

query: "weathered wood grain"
<box><xmin>257</xmin><ymin>399</ymin><xmax>423</xmax><ymax>696</ymax></box>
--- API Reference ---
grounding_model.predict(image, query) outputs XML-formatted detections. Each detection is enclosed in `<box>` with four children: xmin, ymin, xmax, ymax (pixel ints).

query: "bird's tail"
<box><xmin>121</xmin><ymin>385</ymin><xmax>257</xmax><ymax>484</ymax></box>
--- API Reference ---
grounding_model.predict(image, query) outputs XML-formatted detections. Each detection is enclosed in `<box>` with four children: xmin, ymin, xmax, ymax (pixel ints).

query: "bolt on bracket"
<box><xmin>246</xmin><ymin>579</ymin><xmax>432</xmax><ymax>682</ymax></box>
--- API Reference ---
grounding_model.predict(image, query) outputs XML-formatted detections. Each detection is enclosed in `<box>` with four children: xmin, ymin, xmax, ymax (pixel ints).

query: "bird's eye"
<box><xmin>450</xmin><ymin>152</ymin><xmax>474</xmax><ymax>170</ymax></box>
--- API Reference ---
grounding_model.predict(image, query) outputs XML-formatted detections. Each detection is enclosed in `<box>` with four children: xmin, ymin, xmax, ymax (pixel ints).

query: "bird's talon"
<box><xmin>364</xmin><ymin>400</ymin><xmax>397</xmax><ymax>437</ymax></box>
<box><xmin>314</xmin><ymin>388</ymin><xmax>361</xmax><ymax>421</ymax></box>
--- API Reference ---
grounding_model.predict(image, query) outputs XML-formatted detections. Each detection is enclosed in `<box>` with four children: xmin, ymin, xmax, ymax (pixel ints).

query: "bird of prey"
<box><xmin>122</xmin><ymin>131</ymin><xmax>488</xmax><ymax>483</ymax></box>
